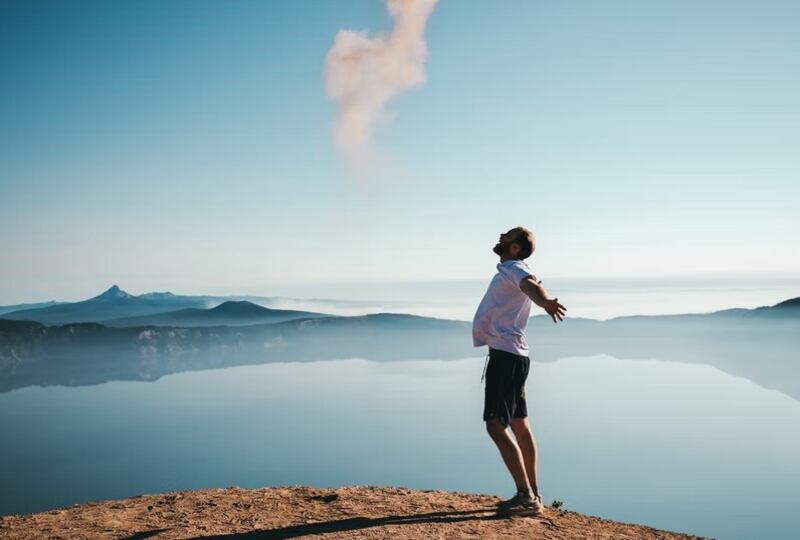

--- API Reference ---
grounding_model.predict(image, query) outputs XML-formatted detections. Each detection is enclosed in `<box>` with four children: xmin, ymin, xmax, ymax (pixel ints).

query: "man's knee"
<box><xmin>510</xmin><ymin>417</ymin><xmax>530</xmax><ymax>433</ymax></box>
<box><xmin>510</xmin><ymin>417</ymin><xmax>536</xmax><ymax>444</ymax></box>
<box><xmin>485</xmin><ymin>417</ymin><xmax>510</xmax><ymax>441</ymax></box>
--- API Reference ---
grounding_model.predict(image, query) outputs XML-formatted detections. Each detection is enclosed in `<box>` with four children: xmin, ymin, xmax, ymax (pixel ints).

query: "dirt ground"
<box><xmin>0</xmin><ymin>485</ymin><xmax>710</xmax><ymax>539</ymax></box>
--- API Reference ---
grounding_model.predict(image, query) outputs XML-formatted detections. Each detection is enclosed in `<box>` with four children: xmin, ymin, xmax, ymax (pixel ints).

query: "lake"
<box><xmin>2</xmin><ymin>354</ymin><xmax>799</xmax><ymax>539</ymax></box>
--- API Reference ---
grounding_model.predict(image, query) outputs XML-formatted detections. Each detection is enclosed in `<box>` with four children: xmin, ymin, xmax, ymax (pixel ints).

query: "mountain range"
<box><xmin>0</xmin><ymin>290</ymin><xmax>797</xmax><ymax>401</ymax></box>
<box><xmin>0</xmin><ymin>300</ymin><xmax>65</xmax><ymax>316</ymax></box>
<box><xmin>103</xmin><ymin>300</ymin><xmax>329</xmax><ymax>327</ymax></box>
<box><xmin>0</xmin><ymin>285</ymin><xmax>330</xmax><ymax>326</ymax></box>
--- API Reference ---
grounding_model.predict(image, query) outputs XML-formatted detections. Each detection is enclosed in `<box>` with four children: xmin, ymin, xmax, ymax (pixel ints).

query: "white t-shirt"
<box><xmin>472</xmin><ymin>259</ymin><xmax>536</xmax><ymax>357</ymax></box>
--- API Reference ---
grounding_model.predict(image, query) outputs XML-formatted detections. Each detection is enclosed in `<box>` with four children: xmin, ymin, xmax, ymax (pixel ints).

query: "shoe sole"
<box><xmin>497</xmin><ymin>505</ymin><xmax>545</xmax><ymax>517</ymax></box>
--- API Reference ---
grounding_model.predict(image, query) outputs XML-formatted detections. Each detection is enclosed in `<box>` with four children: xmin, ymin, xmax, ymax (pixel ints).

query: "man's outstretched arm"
<box><xmin>519</xmin><ymin>276</ymin><xmax>567</xmax><ymax>323</ymax></box>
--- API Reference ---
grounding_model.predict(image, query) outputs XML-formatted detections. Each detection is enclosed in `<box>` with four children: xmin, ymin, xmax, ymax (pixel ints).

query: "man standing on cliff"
<box><xmin>473</xmin><ymin>226</ymin><xmax>566</xmax><ymax>517</ymax></box>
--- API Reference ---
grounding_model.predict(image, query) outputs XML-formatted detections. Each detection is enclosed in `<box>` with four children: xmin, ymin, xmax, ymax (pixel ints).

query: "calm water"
<box><xmin>2</xmin><ymin>355</ymin><xmax>799</xmax><ymax>539</ymax></box>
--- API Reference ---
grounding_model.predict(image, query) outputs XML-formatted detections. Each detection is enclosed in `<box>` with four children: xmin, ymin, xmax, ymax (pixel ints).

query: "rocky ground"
<box><xmin>0</xmin><ymin>485</ymin><xmax>710</xmax><ymax>539</ymax></box>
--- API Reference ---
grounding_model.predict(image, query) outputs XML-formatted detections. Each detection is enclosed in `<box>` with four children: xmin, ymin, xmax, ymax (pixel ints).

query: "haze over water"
<box><xmin>255</xmin><ymin>275</ymin><xmax>800</xmax><ymax>321</ymax></box>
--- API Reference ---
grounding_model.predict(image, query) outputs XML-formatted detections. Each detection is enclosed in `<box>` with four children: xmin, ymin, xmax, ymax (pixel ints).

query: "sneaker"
<box><xmin>496</xmin><ymin>490</ymin><xmax>542</xmax><ymax>506</ymax></box>
<box><xmin>496</xmin><ymin>491</ymin><xmax>525</xmax><ymax>507</ymax></box>
<box><xmin>496</xmin><ymin>491</ymin><xmax>544</xmax><ymax>517</ymax></box>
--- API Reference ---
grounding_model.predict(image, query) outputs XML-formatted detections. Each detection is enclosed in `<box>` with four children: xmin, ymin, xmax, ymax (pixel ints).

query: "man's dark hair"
<box><xmin>511</xmin><ymin>226</ymin><xmax>535</xmax><ymax>259</ymax></box>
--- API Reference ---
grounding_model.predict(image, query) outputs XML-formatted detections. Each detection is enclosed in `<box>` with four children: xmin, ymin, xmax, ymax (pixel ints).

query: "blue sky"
<box><xmin>1</xmin><ymin>0</ymin><xmax>798</xmax><ymax>303</ymax></box>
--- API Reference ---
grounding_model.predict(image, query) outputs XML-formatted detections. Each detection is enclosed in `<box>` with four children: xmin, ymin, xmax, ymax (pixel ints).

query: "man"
<box><xmin>472</xmin><ymin>226</ymin><xmax>566</xmax><ymax>517</ymax></box>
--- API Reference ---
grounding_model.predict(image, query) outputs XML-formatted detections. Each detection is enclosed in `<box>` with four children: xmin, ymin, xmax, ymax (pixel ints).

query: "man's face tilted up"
<box><xmin>493</xmin><ymin>227</ymin><xmax>536</xmax><ymax>261</ymax></box>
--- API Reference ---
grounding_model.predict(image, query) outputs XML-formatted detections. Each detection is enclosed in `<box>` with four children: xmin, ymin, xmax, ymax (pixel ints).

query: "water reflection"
<box><xmin>2</xmin><ymin>313</ymin><xmax>798</xmax><ymax>405</ymax></box>
<box><xmin>1</xmin><ymin>355</ymin><xmax>799</xmax><ymax>539</ymax></box>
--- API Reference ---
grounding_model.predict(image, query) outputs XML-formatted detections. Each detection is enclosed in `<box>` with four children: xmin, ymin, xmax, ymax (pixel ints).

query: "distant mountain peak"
<box><xmin>94</xmin><ymin>285</ymin><xmax>134</xmax><ymax>301</ymax></box>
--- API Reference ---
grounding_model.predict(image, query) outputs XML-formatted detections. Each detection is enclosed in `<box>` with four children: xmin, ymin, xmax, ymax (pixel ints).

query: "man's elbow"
<box><xmin>520</xmin><ymin>283</ymin><xmax>542</xmax><ymax>305</ymax></box>
<box><xmin>523</xmin><ymin>282</ymin><xmax>549</xmax><ymax>307</ymax></box>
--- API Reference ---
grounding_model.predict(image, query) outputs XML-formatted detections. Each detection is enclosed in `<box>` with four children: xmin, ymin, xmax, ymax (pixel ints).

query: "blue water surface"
<box><xmin>2</xmin><ymin>355</ymin><xmax>799</xmax><ymax>539</ymax></box>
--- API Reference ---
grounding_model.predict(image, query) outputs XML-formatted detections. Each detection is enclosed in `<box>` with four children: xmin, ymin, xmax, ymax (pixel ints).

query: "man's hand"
<box><xmin>543</xmin><ymin>298</ymin><xmax>567</xmax><ymax>323</ymax></box>
<box><xmin>519</xmin><ymin>276</ymin><xmax>567</xmax><ymax>323</ymax></box>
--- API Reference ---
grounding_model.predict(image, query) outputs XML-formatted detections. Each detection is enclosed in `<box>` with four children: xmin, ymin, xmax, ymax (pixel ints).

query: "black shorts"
<box><xmin>483</xmin><ymin>347</ymin><xmax>530</xmax><ymax>427</ymax></box>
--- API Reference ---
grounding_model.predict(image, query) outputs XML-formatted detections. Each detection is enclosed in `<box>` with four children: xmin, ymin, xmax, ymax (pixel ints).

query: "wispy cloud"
<box><xmin>325</xmin><ymin>0</ymin><xmax>438</xmax><ymax>173</ymax></box>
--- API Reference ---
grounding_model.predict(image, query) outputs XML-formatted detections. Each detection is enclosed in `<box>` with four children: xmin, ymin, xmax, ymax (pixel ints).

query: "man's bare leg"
<box><xmin>485</xmin><ymin>417</ymin><xmax>532</xmax><ymax>495</ymax></box>
<box><xmin>510</xmin><ymin>417</ymin><xmax>539</xmax><ymax>498</ymax></box>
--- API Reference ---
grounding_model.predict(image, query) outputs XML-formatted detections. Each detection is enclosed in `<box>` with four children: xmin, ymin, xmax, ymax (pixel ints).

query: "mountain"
<box><xmin>103</xmin><ymin>300</ymin><xmax>329</xmax><ymax>327</ymax></box>
<box><xmin>1</xmin><ymin>285</ymin><xmax>223</xmax><ymax>325</ymax></box>
<box><xmin>0</xmin><ymin>297</ymin><xmax>797</xmax><ymax>397</ymax></box>
<box><xmin>0</xmin><ymin>300</ymin><xmax>64</xmax><ymax>316</ymax></box>
<box><xmin>137</xmin><ymin>291</ymin><xmax>177</xmax><ymax>300</ymax></box>
<box><xmin>761</xmin><ymin>296</ymin><xmax>800</xmax><ymax>313</ymax></box>
<box><xmin>0</xmin><ymin>286</ymin><xmax>351</xmax><ymax>326</ymax></box>
<box><xmin>602</xmin><ymin>295</ymin><xmax>800</xmax><ymax>321</ymax></box>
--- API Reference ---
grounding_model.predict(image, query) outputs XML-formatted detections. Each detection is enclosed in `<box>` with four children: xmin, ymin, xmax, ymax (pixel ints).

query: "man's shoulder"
<box><xmin>498</xmin><ymin>259</ymin><xmax>534</xmax><ymax>283</ymax></box>
<box><xmin>498</xmin><ymin>258</ymin><xmax>532</xmax><ymax>269</ymax></box>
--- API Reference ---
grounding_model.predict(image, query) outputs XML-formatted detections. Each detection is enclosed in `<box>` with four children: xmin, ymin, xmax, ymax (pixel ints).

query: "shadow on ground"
<box><xmin>154</xmin><ymin>507</ymin><xmax>506</xmax><ymax>539</ymax></box>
